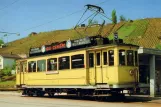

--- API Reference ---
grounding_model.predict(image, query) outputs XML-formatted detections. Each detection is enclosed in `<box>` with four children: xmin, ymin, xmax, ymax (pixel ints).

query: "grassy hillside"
<box><xmin>0</xmin><ymin>18</ymin><xmax>161</xmax><ymax>55</ymax></box>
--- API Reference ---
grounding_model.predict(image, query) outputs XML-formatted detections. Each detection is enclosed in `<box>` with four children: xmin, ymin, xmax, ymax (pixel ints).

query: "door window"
<box><xmin>103</xmin><ymin>52</ymin><xmax>107</xmax><ymax>65</ymax></box>
<box><xmin>96</xmin><ymin>53</ymin><xmax>100</xmax><ymax>66</ymax></box>
<box><xmin>89</xmin><ymin>53</ymin><xmax>94</xmax><ymax>67</ymax></box>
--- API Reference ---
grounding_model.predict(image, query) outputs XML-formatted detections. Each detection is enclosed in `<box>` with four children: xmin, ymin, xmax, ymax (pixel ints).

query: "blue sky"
<box><xmin>0</xmin><ymin>0</ymin><xmax>161</xmax><ymax>43</ymax></box>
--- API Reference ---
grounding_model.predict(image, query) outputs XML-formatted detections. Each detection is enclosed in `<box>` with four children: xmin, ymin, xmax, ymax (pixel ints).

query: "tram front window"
<box><xmin>127</xmin><ymin>50</ymin><xmax>134</xmax><ymax>66</ymax></box>
<box><xmin>119</xmin><ymin>50</ymin><xmax>125</xmax><ymax>66</ymax></box>
<box><xmin>108</xmin><ymin>50</ymin><xmax>114</xmax><ymax>66</ymax></box>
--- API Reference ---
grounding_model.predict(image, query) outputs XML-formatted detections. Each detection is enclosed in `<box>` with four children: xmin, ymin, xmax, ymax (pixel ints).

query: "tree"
<box><xmin>111</xmin><ymin>9</ymin><xmax>117</xmax><ymax>24</ymax></box>
<box><xmin>120</xmin><ymin>15</ymin><xmax>126</xmax><ymax>22</ymax></box>
<box><xmin>88</xmin><ymin>19</ymin><xmax>98</xmax><ymax>25</ymax></box>
<box><xmin>155</xmin><ymin>44</ymin><xmax>161</xmax><ymax>50</ymax></box>
<box><xmin>0</xmin><ymin>39</ymin><xmax>4</xmax><ymax>45</ymax></box>
<box><xmin>88</xmin><ymin>19</ymin><xmax>92</xmax><ymax>25</ymax></box>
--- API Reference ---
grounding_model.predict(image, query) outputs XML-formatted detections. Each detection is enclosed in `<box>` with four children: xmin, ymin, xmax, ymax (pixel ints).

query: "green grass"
<box><xmin>0</xmin><ymin>18</ymin><xmax>160</xmax><ymax>54</ymax></box>
<box><xmin>0</xmin><ymin>81</ymin><xmax>15</xmax><ymax>88</ymax></box>
<box><xmin>124</xmin><ymin>19</ymin><xmax>149</xmax><ymax>45</ymax></box>
<box><xmin>108</xmin><ymin>22</ymin><xmax>136</xmax><ymax>40</ymax></box>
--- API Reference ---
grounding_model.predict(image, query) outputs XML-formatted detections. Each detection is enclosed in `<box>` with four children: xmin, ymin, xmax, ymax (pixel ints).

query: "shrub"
<box><xmin>1</xmin><ymin>66</ymin><xmax>12</xmax><ymax>76</ymax></box>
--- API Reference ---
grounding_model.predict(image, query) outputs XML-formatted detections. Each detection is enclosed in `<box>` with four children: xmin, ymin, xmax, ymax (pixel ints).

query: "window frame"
<box><xmin>37</xmin><ymin>59</ymin><xmax>46</xmax><ymax>72</ymax></box>
<box><xmin>119</xmin><ymin>49</ymin><xmax>126</xmax><ymax>66</ymax></box>
<box><xmin>108</xmin><ymin>50</ymin><xmax>114</xmax><ymax>66</ymax></box>
<box><xmin>135</xmin><ymin>51</ymin><xmax>138</xmax><ymax>66</ymax></box>
<box><xmin>127</xmin><ymin>50</ymin><xmax>134</xmax><ymax>66</ymax></box>
<box><xmin>58</xmin><ymin>56</ymin><xmax>70</xmax><ymax>70</ymax></box>
<box><xmin>103</xmin><ymin>51</ymin><xmax>108</xmax><ymax>65</ymax></box>
<box><xmin>71</xmin><ymin>54</ymin><xmax>84</xmax><ymax>69</ymax></box>
<box><xmin>96</xmin><ymin>52</ymin><xmax>101</xmax><ymax>66</ymax></box>
<box><xmin>47</xmin><ymin>58</ymin><xmax>58</xmax><ymax>72</ymax></box>
<box><xmin>28</xmin><ymin>61</ymin><xmax>37</xmax><ymax>72</ymax></box>
<box><xmin>89</xmin><ymin>53</ymin><xmax>94</xmax><ymax>68</ymax></box>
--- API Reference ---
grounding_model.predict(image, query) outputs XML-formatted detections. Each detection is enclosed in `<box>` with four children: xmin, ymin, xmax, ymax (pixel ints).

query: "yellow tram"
<box><xmin>16</xmin><ymin>35</ymin><xmax>139</xmax><ymax>97</ymax></box>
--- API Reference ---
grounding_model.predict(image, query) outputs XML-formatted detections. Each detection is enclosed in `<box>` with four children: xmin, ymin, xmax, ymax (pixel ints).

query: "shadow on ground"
<box><xmin>22</xmin><ymin>94</ymin><xmax>161</xmax><ymax>103</ymax></box>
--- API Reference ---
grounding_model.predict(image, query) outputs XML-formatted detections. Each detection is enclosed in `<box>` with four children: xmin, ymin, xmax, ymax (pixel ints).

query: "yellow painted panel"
<box><xmin>96</xmin><ymin>67</ymin><xmax>102</xmax><ymax>83</ymax></box>
<box><xmin>16</xmin><ymin>73</ymin><xmax>25</xmax><ymax>85</ymax></box>
<box><xmin>16</xmin><ymin>74</ymin><xmax>20</xmax><ymax>85</ymax></box>
<box><xmin>21</xmin><ymin>69</ymin><xmax>87</xmax><ymax>86</ymax></box>
<box><xmin>102</xmin><ymin>66</ymin><xmax>108</xmax><ymax>83</ymax></box>
<box><xmin>118</xmin><ymin>66</ymin><xmax>139</xmax><ymax>84</ymax></box>
<box><xmin>88</xmin><ymin>68</ymin><xmax>96</xmax><ymax>85</ymax></box>
<box><xmin>106</xmin><ymin>67</ymin><xmax>118</xmax><ymax>84</ymax></box>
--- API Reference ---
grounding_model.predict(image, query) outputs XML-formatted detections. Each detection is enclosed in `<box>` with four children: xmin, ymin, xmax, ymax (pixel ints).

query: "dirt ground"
<box><xmin>0</xmin><ymin>91</ymin><xmax>161</xmax><ymax>107</ymax></box>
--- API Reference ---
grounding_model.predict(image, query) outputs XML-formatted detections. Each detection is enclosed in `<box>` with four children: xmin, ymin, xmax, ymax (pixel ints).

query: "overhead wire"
<box><xmin>23</xmin><ymin>0</ymin><xmax>109</xmax><ymax>32</ymax></box>
<box><xmin>74</xmin><ymin>8</ymin><xmax>88</xmax><ymax>29</ymax></box>
<box><xmin>74</xmin><ymin>11</ymin><xmax>99</xmax><ymax>38</ymax></box>
<box><xmin>0</xmin><ymin>0</ymin><xmax>26</xmax><ymax>19</ymax></box>
<box><xmin>23</xmin><ymin>9</ymin><xmax>85</xmax><ymax>32</ymax></box>
<box><xmin>0</xmin><ymin>0</ymin><xmax>20</xmax><ymax>11</ymax></box>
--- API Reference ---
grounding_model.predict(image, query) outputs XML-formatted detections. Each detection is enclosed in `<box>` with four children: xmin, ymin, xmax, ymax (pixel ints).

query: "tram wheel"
<box><xmin>28</xmin><ymin>93</ymin><xmax>33</xmax><ymax>97</ymax></box>
<box><xmin>48</xmin><ymin>93</ymin><xmax>54</xmax><ymax>97</ymax></box>
<box><xmin>95</xmin><ymin>96</ymin><xmax>103</xmax><ymax>101</ymax></box>
<box><xmin>37</xmin><ymin>92</ymin><xmax>45</xmax><ymax>97</ymax></box>
<box><xmin>27</xmin><ymin>90</ymin><xmax>34</xmax><ymax>97</ymax></box>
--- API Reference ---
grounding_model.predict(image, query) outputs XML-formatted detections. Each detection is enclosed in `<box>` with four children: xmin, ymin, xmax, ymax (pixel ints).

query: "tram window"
<box><xmin>37</xmin><ymin>60</ymin><xmax>46</xmax><ymax>72</ymax></box>
<box><xmin>103</xmin><ymin>52</ymin><xmax>107</xmax><ymax>65</ymax></box>
<box><xmin>127</xmin><ymin>50</ymin><xmax>134</xmax><ymax>66</ymax></box>
<box><xmin>96</xmin><ymin>53</ymin><xmax>100</xmax><ymax>66</ymax></box>
<box><xmin>135</xmin><ymin>51</ymin><xmax>138</xmax><ymax>66</ymax></box>
<box><xmin>59</xmin><ymin>56</ymin><xmax>70</xmax><ymax>70</ymax></box>
<box><xmin>119</xmin><ymin>50</ymin><xmax>125</xmax><ymax>66</ymax></box>
<box><xmin>71</xmin><ymin>54</ymin><xmax>84</xmax><ymax>69</ymax></box>
<box><xmin>47</xmin><ymin>58</ymin><xmax>57</xmax><ymax>71</ymax></box>
<box><xmin>28</xmin><ymin>61</ymin><xmax>36</xmax><ymax>72</ymax></box>
<box><xmin>89</xmin><ymin>53</ymin><xmax>94</xmax><ymax>67</ymax></box>
<box><xmin>108</xmin><ymin>50</ymin><xmax>114</xmax><ymax>66</ymax></box>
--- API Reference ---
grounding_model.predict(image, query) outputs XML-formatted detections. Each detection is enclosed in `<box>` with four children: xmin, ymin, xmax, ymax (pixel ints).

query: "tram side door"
<box><xmin>88</xmin><ymin>51</ymin><xmax>105</xmax><ymax>85</ymax></box>
<box><xmin>88</xmin><ymin>52</ymin><xmax>96</xmax><ymax>85</ymax></box>
<box><xmin>95</xmin><ymin>51</ymin><xmax>103</xmax><ymax>84</ymax></box>
<box><xmin>20</xmin><ymin>60</ymin><xmax>27</xmax><ymax>85</ymax></box>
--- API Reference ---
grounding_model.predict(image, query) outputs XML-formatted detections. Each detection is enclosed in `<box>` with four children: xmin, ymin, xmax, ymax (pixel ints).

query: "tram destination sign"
<box><xmin>29</xmin><ymin>37</ymin><xmax>92</xmax><ymax>55</ymax></box>
<box><xmin>30</xmin><ymin>47</ymin><xmax>42</xmax><ymax>54</ymax></box>
<box><xmin>45</xmin><ymin>41</ymin><xmax>66</xmax><ymax>52</ymax></box>
<box><xmin>71</xmin><ymin>37</ymin><xmax>91</xmax><ymax>47</ymax></box>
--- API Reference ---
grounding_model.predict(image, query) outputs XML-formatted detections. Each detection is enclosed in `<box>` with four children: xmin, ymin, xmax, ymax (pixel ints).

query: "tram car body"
<box><xmin>16</xmin><ymin>36</ymin><xmax>139</xmax><ymax>97</ymax></box>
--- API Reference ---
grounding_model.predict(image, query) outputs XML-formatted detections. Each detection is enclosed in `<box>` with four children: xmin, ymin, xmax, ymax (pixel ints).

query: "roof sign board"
<box><xmin>29</xmin><ymin>37</ymin><xmax>92</xmax><ymax>56</ymax></box>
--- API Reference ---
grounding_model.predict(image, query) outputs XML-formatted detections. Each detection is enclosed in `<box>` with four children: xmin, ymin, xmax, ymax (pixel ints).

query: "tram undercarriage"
<box><xmin>21</xmin><ymin>85</ymin><xmax>137</xmax><ymax>100</ymax></box>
